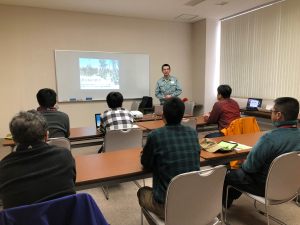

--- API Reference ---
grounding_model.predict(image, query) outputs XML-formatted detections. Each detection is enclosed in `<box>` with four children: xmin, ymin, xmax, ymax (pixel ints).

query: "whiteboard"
<box><xmin>55</xmin><ymin>50</ymin><xmax>150</xmax><ymax>102</ymax></box>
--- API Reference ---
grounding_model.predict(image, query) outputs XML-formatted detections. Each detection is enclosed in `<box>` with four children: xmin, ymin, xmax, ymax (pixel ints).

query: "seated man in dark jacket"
<box><xmin>137</xmin><ymin>97</ymin><xmax>200</xmax><ymax>223</ymax></box>
<box><xmin>36</xmin><ymin>88</ymin><xmax>70</xmax><ymax>138</ymax></box>
<box><xmin>0</xmin><ymin>110</ymin><xmax>76</xmax><ymax>209</ymax></box>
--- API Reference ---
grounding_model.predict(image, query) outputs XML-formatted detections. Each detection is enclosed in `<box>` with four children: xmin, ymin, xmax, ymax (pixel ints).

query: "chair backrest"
<box><xmin>184</xmin><ymin>101</ymin><xmax>195</xmax><ymax>116</ymax></box>
<box><xmin>181</xmin><ymin>118</ymin><xmax>197</xmax><ymax>130</ymax></box>
<box><xmin>47</xmin><ymin>137</ymin><xmax>71</xmax><ymax>151</ymax></box>
<box><xmin>104</xmin><ymin>128</ymin><xmax>143</xmax><ymax>152</ymax></box>
<box><xmin>154</xmin><ymin>104</ymin><xmax>163</xmax><ymax>116</ymax></box>
<box><xmin>138</xmin><ymin>96</ymin><xmax>153</xmax><ymax>114</ymax></box>
<box><xmin>221</xmin><ymin>116</ymin><xmax>260</xmax><ymax>136</ymax></box>
<box><xmin>265</xmin><ymin>151</ymin><xmax>300</xmax><ymax>202</ymax></box>
<box><xmin>164</xmin><ymin>165</ymin><xmax>227</xmax><ymax>225</ymax></box>
<box><xmin>0</xmin><ymin>193</ymin><xmax>109</xmax><ymax>225</ymax></box>
<box><xmin>131</xmin><ymin>100</ymin><xmax>141</xmax><ymax>111</ymax></box>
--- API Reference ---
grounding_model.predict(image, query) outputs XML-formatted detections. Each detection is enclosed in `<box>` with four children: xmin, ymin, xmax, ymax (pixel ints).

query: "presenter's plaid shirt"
<box><xmin>102</xmin><ymin>107</ymin><xmax>134</xmax><ymax>131</ymax></box>
<box><xmin>141</xmin><ymin>124</ymin><xmax>200</xmax><ymax>204</ymax></box>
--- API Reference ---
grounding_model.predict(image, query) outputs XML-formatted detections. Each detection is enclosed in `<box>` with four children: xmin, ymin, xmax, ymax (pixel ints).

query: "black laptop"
<box><xmin>246</xmin><ymin>98</ymin><xmax>263</xmax><ymax>111</ymax></box>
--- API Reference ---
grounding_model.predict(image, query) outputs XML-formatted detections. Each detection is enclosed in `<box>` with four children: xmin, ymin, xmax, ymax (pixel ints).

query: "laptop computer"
<box><xmin>246</xmin><ymin>98</ymin><xmax>263</xmax><ymax>111</ymax></box>
<box><xmin>95</xmin><ymin>113</ymin><xmax>102</xmax><ymax>129</ymax></box>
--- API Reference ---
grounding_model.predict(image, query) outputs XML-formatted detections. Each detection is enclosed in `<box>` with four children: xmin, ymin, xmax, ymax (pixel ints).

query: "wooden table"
<box><xmin>75</xmin><ymin>148</ymin><xmax>151</xmax><ymax>190</ymax></box>
<box><xmin>200</xmin><ymin>131</ymin><xmax>264</xmax><ymax>166</ymax></box>
<box><xmin>70</xmin><ymin>127</ymin><xmax>102</xmax><ymax>141</ymax></box>
<box><xmin>2</xmin><ymin>126</ymin><xmax>104</xmax><ymax>148</ymax></box>
<box><xmin>137</xmin><ymin>116</ymin><xmax>207</xmax><ymax>131</ymax></box>
<box><xmin>135</xmin><ymin>114</ymin><xmax>162</xmax><ymax>122</ymax></box>
<box><xmin>241</xmin><ymin>110</ymin><xmax>272</xmax><ymax>119</ymax></box>
<box><xmin>2</xmin><ymin>125</ymin><xmax>146</xmax><ymax>149</ymax></box>
<box><xmin>69</xmin><ymin>127</ymin><xmax>104</xmax><ymax>148</ymax></box>
<box><xmin>135</xmin><ymin>113</ymin><xmax>193</xmax><ymax>122</ymax></box>
<box><xmin>75</xmin><ymin>132</ymin><xmax>264</xmax><ymax>190</ymax></box>
<box><xmin>241</xmin><ymin>109</ymin><xmax>300</xmax><ymax>121</ymax></box>
<box><xmin>137</xmin><ymin>120</ymin><xmax>165</xmax><ymax>131</ymax></box>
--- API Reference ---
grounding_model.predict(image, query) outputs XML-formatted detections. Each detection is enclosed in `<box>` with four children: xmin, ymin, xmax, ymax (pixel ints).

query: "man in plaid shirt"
<box><xmin>102</xmin><ymin>92</ymin><xmax>134</xmax><ymax>131</ymax></box>
<box><xmin>137</xmin><ymin>97</ymin><xmax>200</xmax><ymax>223</ymax></box>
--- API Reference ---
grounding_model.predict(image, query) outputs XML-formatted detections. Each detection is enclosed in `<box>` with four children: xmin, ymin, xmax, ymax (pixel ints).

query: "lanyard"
<box><xmin>278</xmin><ymin>124</ymin><xmax>297</xmax><ymax>128</ymax></box>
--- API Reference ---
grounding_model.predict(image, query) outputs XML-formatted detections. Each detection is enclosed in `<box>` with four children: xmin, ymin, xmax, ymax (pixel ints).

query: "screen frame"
<box><xmin>55</xmin><ymin>50</ymin><xmax>150</xmax><ymax>102</ymax></box>
<box><xmin>247</xmin><ymin>98</ymin><xmax>263</xmax><ymax>108</ymax></box>
<box><xmin>95</xmin><ymin>113</ymin><xmax>102</xmax><ymax>129</ymax></box>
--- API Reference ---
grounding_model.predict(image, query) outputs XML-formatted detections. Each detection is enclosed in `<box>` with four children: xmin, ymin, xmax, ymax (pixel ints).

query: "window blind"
<box><xmin>220</xmin><ymin>0</ymin><xmax>300</xmax><ymax>100</ymax></box>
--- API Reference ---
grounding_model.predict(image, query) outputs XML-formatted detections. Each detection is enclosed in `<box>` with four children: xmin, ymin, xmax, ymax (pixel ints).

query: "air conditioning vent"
<box><xmin>174</xmin><ymin>14</ymin><xmax>200</xmax><ymax>22</ymax></box>
<box><xmin>185</xmin><ymin>0</ymin><xmax>206</xmax><ymax>7</ymax></box>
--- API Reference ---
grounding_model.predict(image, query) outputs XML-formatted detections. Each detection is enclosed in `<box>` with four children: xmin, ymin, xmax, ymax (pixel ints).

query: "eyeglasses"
<box><xmin>271</xmin><ymin>109</ymin><xmax>283</xmax><ymax>114</ymax></box>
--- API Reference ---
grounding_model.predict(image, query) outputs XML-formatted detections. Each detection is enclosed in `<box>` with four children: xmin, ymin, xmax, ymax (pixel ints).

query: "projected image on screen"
<box><xmin>79</xmin><ymin>58</ymin><xmax>119</xmax><ymax>90</ymax></box>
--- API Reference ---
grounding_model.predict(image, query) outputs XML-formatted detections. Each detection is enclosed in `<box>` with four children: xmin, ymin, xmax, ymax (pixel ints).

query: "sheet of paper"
<box><xmin>228</xmin><ymin>141</ymin><xmax>251</xmax><ymax>151</ymax></box>
<box><xmin>235</xmin><ymin>143</ymin><xmax>252</xmax><ymax>151</ymax></box>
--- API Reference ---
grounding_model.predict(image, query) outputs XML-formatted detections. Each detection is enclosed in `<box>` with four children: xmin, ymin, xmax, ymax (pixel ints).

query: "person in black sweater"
<box><xmin>0</xmin><ymin>110</ymin><xmax>76</xmax><ymax>209</ymax></box>
<box><xmin>36</xmin><ymin>88</ymin><xmax>70</xmax><ymax>138</ymax></box>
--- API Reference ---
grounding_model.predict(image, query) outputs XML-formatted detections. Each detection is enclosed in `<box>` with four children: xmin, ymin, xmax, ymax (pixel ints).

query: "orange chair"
<box><xmin>221</xmin><ymin>117</ymin><xmax>260</xmax><ymax>168</ymax></box>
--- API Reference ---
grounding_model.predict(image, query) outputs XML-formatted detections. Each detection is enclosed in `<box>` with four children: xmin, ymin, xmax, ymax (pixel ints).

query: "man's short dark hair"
<box><xmin>161</xmin><ymin>64</ymin><xmax>171</xmax><ymax>71</ymax></box>
<box><xmin>36</xmin><ymin>88</ymin><xmax>57</xmax><ymax>108</ymax></box>
<box><xmin>163</xmin><ymin>97</ymin><xmax>185</xmax><ymax>125</ymax></box>
<box><xmin>217</xmin><ymin>85</ymin><xmax>232</xmax><ymax>98</ymax></box>
<box><xmin>10</xmin><ymin>110</ymin><xmax>48</xmax><ymax>144</ymax></box>
<box><xmin>106</xmin><ymin>92</ymin><xmax>123</xmax><ymax>109</ymax></box>
<box><xmin>274</xmin><ymin>97</ymin><xmax>299</xmax><ymax>121</ymax></box>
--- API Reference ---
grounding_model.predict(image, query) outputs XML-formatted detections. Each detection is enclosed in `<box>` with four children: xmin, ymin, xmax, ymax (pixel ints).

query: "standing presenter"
<box><xmin>155</xmin><ymin>64</ymin><xmax>182</xmax><ymax>105</ymax></box>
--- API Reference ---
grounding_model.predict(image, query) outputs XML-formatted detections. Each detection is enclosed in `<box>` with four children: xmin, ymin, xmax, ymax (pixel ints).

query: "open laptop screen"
<box><xmin>247</xmin><ymin>98</ymin><xmax>263</xmax><ymax>108</ymax></box>
<box><xmin>95</xmin><ymin>113</ymin><xmax>101</xmax><ymax>129</ymax></box>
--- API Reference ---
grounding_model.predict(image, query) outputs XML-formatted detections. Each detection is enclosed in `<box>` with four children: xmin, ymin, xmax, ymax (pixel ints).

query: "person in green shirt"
<box><xmin>223</xmin><ymin>97</ymin><xmax>300</xmax><ymax>208</ymax></box>
<box><xmin>137</xmin><ymin>97</ymin><xmax>200</xmax><ymax>223</ymax></box>
<box><xmin>155</xmin><ymin>64</ymin><xmax>182</xmax><ymax>105</ymax></box>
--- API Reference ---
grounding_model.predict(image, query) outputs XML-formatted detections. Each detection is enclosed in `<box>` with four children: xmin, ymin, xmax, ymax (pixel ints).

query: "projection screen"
<box><xmin>55</xmin><ymin>50</ymin><xmax>150</xmax><ymax>102</ymax></box>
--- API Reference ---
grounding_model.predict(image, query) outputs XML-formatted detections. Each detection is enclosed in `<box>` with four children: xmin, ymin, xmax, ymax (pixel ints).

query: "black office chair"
<box><xmin>138</xmin><ymin>96</ymin><xmax>154</xmax><ymax>114</ymax></box>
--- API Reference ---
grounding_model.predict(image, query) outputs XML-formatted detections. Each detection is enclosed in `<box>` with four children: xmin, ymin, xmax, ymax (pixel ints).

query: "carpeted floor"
<box><xmin>78</xmin><ymin>178</ymin><xmax>300</xmax><ymax>225</ymax></box>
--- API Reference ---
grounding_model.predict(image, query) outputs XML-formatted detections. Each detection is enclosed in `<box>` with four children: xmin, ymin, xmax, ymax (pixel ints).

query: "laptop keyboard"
<box><xmin>246</xmin><ymin>107</ymin><xmax>258</xmax><ymax>111</ymax></box>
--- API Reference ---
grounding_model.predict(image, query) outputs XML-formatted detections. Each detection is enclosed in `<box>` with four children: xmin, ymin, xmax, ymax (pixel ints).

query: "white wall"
<box><xmin>203</xmin><ymin>19</ymin><xmax>221</xmax><ymax>113</ymax></box>
<box><xmin>191</xmin><ymin>20</ymin><xmax>206</xmax><ymax>107</ymax></box>
<box><xmin>0</xmin><ymin>5</ymin><xmax>198</xmax><ymax>137</ymax></box>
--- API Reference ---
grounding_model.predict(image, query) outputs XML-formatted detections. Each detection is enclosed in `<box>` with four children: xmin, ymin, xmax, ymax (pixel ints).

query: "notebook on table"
<box><xmin>246</xmin><ymin>98</ymin><xmax>263</xmax><ymax>111</ymax></box>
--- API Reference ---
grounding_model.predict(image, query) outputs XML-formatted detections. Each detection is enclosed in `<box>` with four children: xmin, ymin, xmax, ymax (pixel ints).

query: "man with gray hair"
<box><xmin>0</xmin><ymin>110</ymin><xmax>76</xmax><ymax>209</ymax></box>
